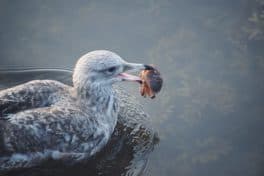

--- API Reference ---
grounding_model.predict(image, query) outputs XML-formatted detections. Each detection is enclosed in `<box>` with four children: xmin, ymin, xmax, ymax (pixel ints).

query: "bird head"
<box><xmin>73</xmin><ymin>50</ymin><xmax>153</xmax><ymax>91</ymax></box>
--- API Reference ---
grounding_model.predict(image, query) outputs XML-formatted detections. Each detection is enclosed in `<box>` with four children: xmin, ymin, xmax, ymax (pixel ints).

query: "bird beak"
<box><xmin>117</xmin><ymin>62</ymin><xmax>154</xmax><ymax>83</ymax></box>
<box><xmin>124</xmin><ymin>62</ymin><xmax>154</xmax><ymax>72</ymax></box>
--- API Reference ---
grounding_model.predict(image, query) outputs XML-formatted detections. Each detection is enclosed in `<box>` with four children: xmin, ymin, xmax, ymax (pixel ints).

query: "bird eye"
<box><xmin>107</xmin><ymin>67</ymin><xmax>116</xmax><ymax>73</ymax></box>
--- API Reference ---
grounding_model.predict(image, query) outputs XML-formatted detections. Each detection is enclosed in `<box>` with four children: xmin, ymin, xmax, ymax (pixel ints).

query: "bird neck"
<box><xmin>76</xmin><ymin>83</ymin><xmax>118</xmax><ymax>133</ymax></box>
<box><xmin>75</xmin><ymin>80</ymin><xmax>111</xmax><ymax>96</ymax></box>
<box><xmin>75</xmin><ymin>82</ymin><xmax>117</xmax><ymax>114</ymax></box>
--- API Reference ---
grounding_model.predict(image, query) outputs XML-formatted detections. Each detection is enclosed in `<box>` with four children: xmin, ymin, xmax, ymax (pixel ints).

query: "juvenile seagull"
<box><xmin>0</xmin><ymin>50</ymin><xmax>152</xmax><ymax>171</ymax></box>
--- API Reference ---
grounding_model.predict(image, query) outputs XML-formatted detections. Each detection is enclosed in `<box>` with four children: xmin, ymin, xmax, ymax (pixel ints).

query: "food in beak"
<box><xmin>139</xmin><ymin>66</ymin><xmax>163</xmax><ymax>99</ymax></box>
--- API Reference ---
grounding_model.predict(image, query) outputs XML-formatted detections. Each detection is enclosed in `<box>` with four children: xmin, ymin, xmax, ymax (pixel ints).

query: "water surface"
<box><xmin>1</xmin><ymin>0</ymin><xmax>264</xmax><ymax>175</ymax></box>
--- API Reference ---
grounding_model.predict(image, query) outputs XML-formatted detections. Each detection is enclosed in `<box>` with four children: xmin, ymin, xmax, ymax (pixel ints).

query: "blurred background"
<box><xmin>1</xmin><ymin>0</ymin><xmax>264</xmax><ymax>175</ymax></box>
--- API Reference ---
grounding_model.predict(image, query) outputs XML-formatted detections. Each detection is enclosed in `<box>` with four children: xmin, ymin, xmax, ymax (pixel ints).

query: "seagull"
<box><xmin>0</xmin><ymin>50</ymin><xmax>153</xmax><ymax>171</ymax></box>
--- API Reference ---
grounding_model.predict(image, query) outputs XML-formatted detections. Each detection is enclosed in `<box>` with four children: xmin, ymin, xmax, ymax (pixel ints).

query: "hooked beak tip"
<box><xmin>144</xmin><ymin>64</ymin><xmax>155</xmax><ymax>70</ymax></box>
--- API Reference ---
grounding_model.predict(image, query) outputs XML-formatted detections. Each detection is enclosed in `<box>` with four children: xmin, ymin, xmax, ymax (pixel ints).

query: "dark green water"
<box><xmin>1</xmin><ymin>0</ymin><xmax>264</xmax><ymax>175</ymax></box>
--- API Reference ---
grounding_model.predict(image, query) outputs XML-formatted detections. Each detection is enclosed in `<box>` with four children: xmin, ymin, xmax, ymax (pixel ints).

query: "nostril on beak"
<box><xmin>144</xmin><ymin>65</ymin><xmax>155</xmax><ymax>70</ymax></box>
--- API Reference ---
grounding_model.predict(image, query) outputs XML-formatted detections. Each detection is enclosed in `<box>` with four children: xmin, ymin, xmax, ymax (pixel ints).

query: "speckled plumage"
<box><xmin>0</xmin><ymin>50</ymin><xmax>147</xmax><ymax>171</ymax></box>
